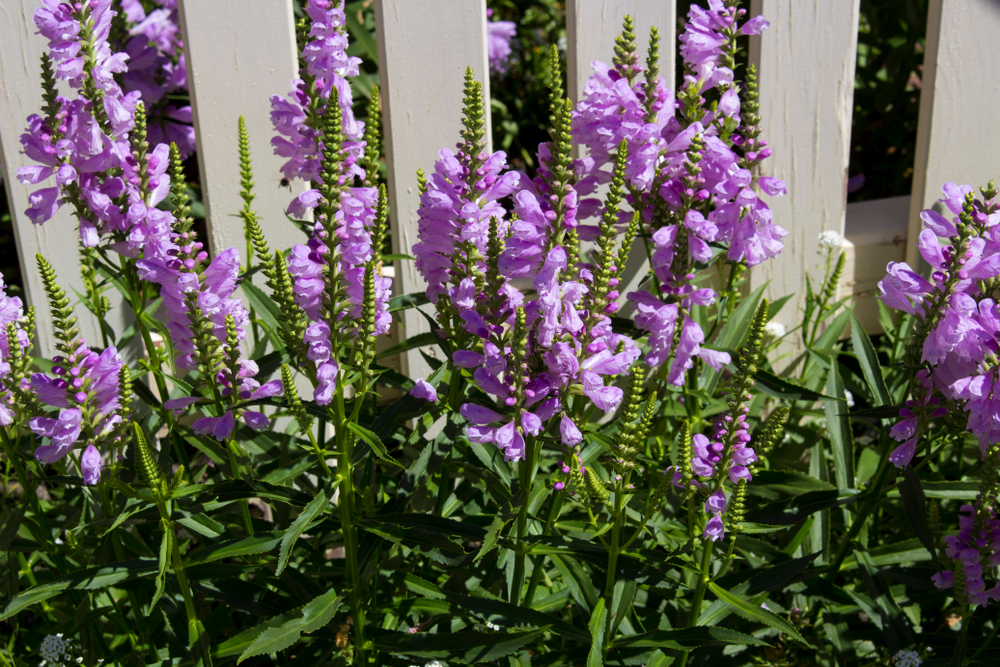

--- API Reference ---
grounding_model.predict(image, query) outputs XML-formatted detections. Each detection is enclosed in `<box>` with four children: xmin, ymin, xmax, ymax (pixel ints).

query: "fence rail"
<box><xmin>1</xmin><ymin>0</ymin><xmax>998</xmax><ymax>366</ymax></box>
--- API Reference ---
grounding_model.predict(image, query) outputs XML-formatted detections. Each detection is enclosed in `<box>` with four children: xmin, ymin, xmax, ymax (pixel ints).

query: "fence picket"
<box><xmin>906</xmin><ymin>0</ymin><xmax>1000</xmax><ymax>268</ymax></box>
<box><xmin>748</xmin><ymin>0</ymin><xmax>861</xmax><ymax>361</ymax></box>
<box><xmin>374</xmin><ymin>0</ymin><xmax>490</xmax><ymax>380</ymax></box>
<box><xmin>0</xmin><ymin>0</ymin><xmax>128</xmax><ymax>357</ymax></box>
<box><xmin>177</xmin><ymin>0</ymin><xmax>302</xmax><ymax>260</ymax></box>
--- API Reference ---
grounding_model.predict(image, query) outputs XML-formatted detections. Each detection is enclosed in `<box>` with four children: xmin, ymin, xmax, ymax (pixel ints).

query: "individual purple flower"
<box><xmin>411</xmin><ymin>378</ymin><xmax>438</xmax><ymax>403</ymax></box>
<box><xmin>560</xmin><ymin>415</ymin><xmax>582</xmax><ymax>447</ymax></box>
<box><xmin>80</xmin><ymin>443</ymin><xmax>102</xmax><ymax>485</ymax></box>
<box><xmin>486</xmin><ymin>11</ymin><xmax>517</xmax><ymax>75</ymax></box>
<box><xmin>703</xmin><ymin>512</ymin><xmax>725</xmax><ymax>542</ymax></box>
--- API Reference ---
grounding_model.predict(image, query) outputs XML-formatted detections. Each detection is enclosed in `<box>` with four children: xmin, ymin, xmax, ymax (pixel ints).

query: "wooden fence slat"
<box><xmin>906</xmin><ymin>0</ymin><xmax>1000</xmax><ymax>267</ymax></box>
<box><xmin>748</xmin><ymin>0</ymin><xmax>860</xmax><ymax>362</ymax></box>
<box><xmin>374</xmin><ymin>0</ymin><xmax>490</xmax><ymax>380</ymax></box>
<box><xmin>566</xmin><ymin>0</ymin><xmax>676</xmax><ymax>106</ymax></box>
<box><xmin>0</xmin><ymin>0</ymin><xmax>127</xmax><ymax>357</ymax></box>
<box><xmin>843</xmin><ymin>196</ymin><xmax>909</xmax><ymax>334</ymax></box>
<box><xmin>177</xmin><ymin>0</ymin><xmax>301</xmax><ymax>260</ymax></box>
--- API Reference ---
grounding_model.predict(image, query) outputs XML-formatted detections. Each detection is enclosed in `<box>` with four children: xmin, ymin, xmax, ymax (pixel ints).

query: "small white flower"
<box><xmin>818</xmin><ymin>230</ymin><xmax>844</xmax><ymax>251</ymax></box>
<box><xmin>39</xmin><ymin>634</ymin><xmax>69</xmax><ymax>662</ymax></box>
<box><xmin>845</xmin><ymin>390</ymin><xmax>855</xmax><ymax>408</ymax></box>
<box><xmin>764</xmin><ymin>321</ymin><xmax>787</xmax><ymax>338</ymax></box>
<box><xmin>892</xmin><ymin>649</ymin><xmax>922</xmax><ymax>667</ymax></box>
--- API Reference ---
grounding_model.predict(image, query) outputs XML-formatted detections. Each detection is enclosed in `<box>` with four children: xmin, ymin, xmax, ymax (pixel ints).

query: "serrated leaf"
<box><xmin>276</xmin><ymin>487</ymin><xmax>332</xmax><ymax>576</ymax></box>
<box><xmin>237</xmin><ymin>589</ymin><xmax>341</xmax><ymax>662</ymax></box>
<box><xmin>403</xmin><ymin>574</ymin><xmax>445</xmax><ymax>600</ymax></box>
<box><xmin>443</xmin><ymin>592</ymin><xmax>589</xmax><ymax>643</ymax></box>
<box><xmin>0</xmin><ymin>558</ymin><xmax>157</xmax><ymax>621</ymax></box>
<box><xmin>587</xmin><ymin>597</ymin><xmax>607</xmax><ymax>667</ymax></box>
<box><xmin>746</xmin><ymin>489</ymin><xmax>862</xmax><ymax>526</ymax></box>
<box><xmin>371</xmin><ymin>627</ymin><xmax>546</xmax><ymax>662</ymax></box>
<box><xmin>187</xmin><ymin>532</ymin><xmax>282</xmax><ymax>566</ymax></box>
<box><xmin>613</xmin><ymin>626</ymin><xmax>769</xmax><ymax>649</ymax></box>
<box><xmin>475</xmin><ymin>514</ymin><xmax>510</xmax><ymax>563</ymax></box>
<box><xmin>347</xmin><ymin>421</ymin><xmax>404</xmax><ymax>468</ymax></box>
<box><xmin>707</xmin><ymin>582</ymin><xmax>811</xmax><ymax>647</ymax></box>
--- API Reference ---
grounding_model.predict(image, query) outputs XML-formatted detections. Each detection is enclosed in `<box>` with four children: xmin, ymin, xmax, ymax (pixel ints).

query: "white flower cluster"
<box><xmin>408</xmin><ymin>662</ymin><xmax>444</xmax><ymax>667</ymax></box>
<box><xmin>473</xmin><ymin>620</ymin><xmax>501</xmax><ymax>632</ymax></box>
<box><xmin>818</xmin><ymin>230</ymin><xmax>844</xmax><ymax>251</ymax></box>
<box><xmin>39</xmin><ymin>634</ymin><xmax>74</xmax><ymax>666</ymax></box>
<box><xmin>763</xmin><ymin>321</ymin><xmax>787</xmax><ymax>339</ymax></box>
<box><xmin>892</xmin><ymin>650</ymin><xmax>922</xmax><ymax>667</ymax></box>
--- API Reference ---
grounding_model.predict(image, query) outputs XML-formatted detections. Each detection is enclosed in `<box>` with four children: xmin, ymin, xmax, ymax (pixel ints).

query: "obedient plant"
<box><xmin>1</xmin><ymin>1</ymin><xmax>995</xmax><ymax>666</ymax></box>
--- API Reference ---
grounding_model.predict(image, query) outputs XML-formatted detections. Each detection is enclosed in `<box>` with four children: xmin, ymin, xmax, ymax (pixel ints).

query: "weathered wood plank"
<box><xmin>906</xmin><ymin>0</ymin><xmax>1000</xmax><ymax>267</ymax></box>
<box><xmin>374</xmin><ymin>0</ymin><xmax>490</xmax><ymax>379</ymax></box>
<box><xmin>0</xmin><ymin>0</ymin><xmax>124</xmax><ymax>356</ymax></box>
<box><xmin>843</xmin><ymin>196</ymin><xmax>909</xmax><ymax>334</ymax></box>
<box><xmin>748</xmin><ymin>0</ymin><xmax>861</xmax><ymax>363</ymax></box>
<box><xmin>177</xmin><ymin>0</ymin><xmax>301</xmax><ymax>260</ymax></box>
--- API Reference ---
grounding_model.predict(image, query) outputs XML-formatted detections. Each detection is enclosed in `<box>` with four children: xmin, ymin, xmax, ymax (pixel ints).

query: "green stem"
<box><xmin>510</xmin><ymin>436</ymin><xmax>535</xmax><ymax>606</ymax></box>
<box><xmin>524</xmin><ymin>492</ymin><xmax>564</xmax><ymax>607</ymax></box>
<box><xmin>825</xmin><ymin>438</ymin><xmax>894</xmax><ymax>580</ymax></box>
<box><xmin>334</xmin><ymin>385</ymin><xmax>367</xmax><ymax>662</ymax></box>
<box><xmin>603</xmin><ymin>484</ymin><xmax>626</xmax><ymax>651</ymax></box>
<box><xmin>676</xmin><ymin>540</ymin><xmax>715</xmax><ymax>667</ymax></box>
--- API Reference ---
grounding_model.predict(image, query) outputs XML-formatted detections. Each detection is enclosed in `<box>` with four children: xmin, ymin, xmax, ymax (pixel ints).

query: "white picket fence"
<box><xmin>1</xmin><ymin>0</ymin><xmax>998</xmax><ymax>371</ymax></box>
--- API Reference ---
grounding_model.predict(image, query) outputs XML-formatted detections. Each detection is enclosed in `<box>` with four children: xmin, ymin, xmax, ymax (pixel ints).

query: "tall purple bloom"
<box><xmin>274</xmin><ymin>0</ymin><xmax>391</xmax><ymax>405</ymax></box>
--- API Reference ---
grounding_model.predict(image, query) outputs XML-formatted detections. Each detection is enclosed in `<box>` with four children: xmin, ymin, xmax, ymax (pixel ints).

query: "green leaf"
<box><xmin>242</xmin><ymin>281</ymin><xmax>284</xmax><ymax>337</ymax></box>
<box><xmin>587</xmin><ymin>598</ymin><xmax>607</xmax><ymax>667</ymax></box>
<box><xmin>403</xmin><ymin>574</ymin><xmax>445</xmax><ymax>600</ymax></box>
<box><xmin>707</xmin><ymin>582</ymin><xmax>812</xmax><ymax>647</ymax></box>
<box><xmin>825</xmin><ymin>362</ymin><xmax>855</xmax><ymax>492</ymax></box>
<box><xmin>347</xmin><ymin>421</ymin><xmax>404</xmax><ymax>468</ymax></box>
<box><xmin>187</xmin><ymin>532</ymin><xmax>283</xmax><ymax>566</ymax></box>
<box><xmin>613</xmin><ymin>626</ymin><xmax>768</xmax><ymax>649</ymax></box>
<box><xmin>376</xmin><ymin>331</ymin><xmax>436</xmax><ymax>359</ymax></box>
<box><xmin>746</xmin><ymin>489</ymin><xmax>863</xmax><ymax>525</ymax></box>
<box><xmin>237</xmin><ymin>589</ymin><xmax>341</xmax><ymax>662</ymax></box>
<box><xmin>0</xmin><ymin>558</ymin><xmax>157</xmax><ymax>621</ymax></box>
<box><xmin>443</xmin><ymin>592</ymin><xmax>589</xmax><ymax>643</ymax></box>
<box><xmin>475</xmin><ymin>514</ymin><xmax>510</xmax><ymax>563</ymax></box>
<box><xmin>276</xmin><ymin>487</ymin><xmax>332</xmax><ymax>576</ymax></box>
<box><xmin>370</xmin><ymin>627</ymin><xmax>547</xmax><ymax>662</ymax></box>
<box><xmin>748</xmin><ymin>470</ymin><xmax>835</xmax><ymax>498</ymax></box>
<box><xmin>150</xmin><ymin>527</ymin><xmax>172</xmax><ymax>610</ymax></box>
<box><xmin>754</xmin><ymin>369</ymin><xmax>834</xmax><ymax>401</ymax></box>
<box><xmin>899</xmin><ymin>468</ymin><xmax>935</xmax><ymax>555</ymax></box>
<box><xmin>701</xmin><ymin>284</ymin><xmax>767</xmax><ymax>394</ymax></box>
<box><xmin>852</xmin><ymin>549</ymin><xmax>914</xmax><ymax>652</ymax></box>
<box><xmin>388</xmin><ymin>291</ymin><xmax>430</xmax><ymax>312</ymax></box>
<box><xmin>0</xmin><ymin>502</ymin><xmax>27</xmax><ymax>551</ymax></box>
<box><xmin>848</xmin><ymin>310</ymin><xmax>891</xmax><ymax>406</ymax></box>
